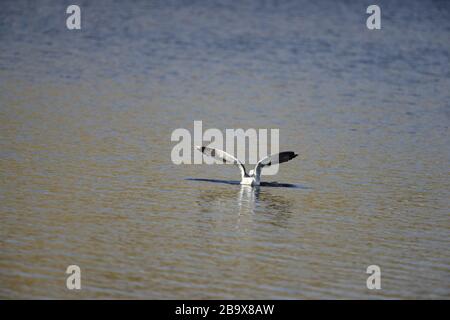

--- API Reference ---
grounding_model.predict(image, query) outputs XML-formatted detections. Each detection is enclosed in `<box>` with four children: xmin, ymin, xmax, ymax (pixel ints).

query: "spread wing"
<box><xmin>254</xmin><ymin>151</ymin><xmax>298</xmax><ymax>177</ymax></box>
<box><xmin>195</xmin><ymin>146</ymin><xmax>248</xmax><ymax>177</ymax></box>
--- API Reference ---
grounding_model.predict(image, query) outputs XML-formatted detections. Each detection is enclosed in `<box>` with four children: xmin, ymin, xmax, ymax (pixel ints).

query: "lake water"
<box><xmin>0</xmin><ymin>0</ymin><xmax>449</xmax><ymax>299</ymax></box>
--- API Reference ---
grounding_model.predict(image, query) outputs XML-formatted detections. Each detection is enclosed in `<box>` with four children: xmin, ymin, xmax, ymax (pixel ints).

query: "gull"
<box><xmin>195</xmin><ymin>146</ymin><xmax>298</xmax><ymax>186</ymax></box>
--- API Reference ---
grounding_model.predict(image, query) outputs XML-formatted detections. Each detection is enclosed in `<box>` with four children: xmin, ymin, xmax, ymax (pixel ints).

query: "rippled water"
<box><xmin>1</xmin><ymin>0</ymin><xmax>449</xmax><ymax>299</ymax></box>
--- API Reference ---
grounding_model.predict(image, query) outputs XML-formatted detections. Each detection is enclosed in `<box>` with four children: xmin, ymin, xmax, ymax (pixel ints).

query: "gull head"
<box><xmin>248</xmin><ymin>169</ymin><xmax>255</xmax><ymax>176</ymax></box>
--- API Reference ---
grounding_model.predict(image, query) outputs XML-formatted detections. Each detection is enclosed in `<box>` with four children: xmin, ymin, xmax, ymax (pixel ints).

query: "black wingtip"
<box><xmin>195</xmin><ymin>145</ymin><xmax>206</xmax><ymax>152</ymax></box>
<box><xmin>286</xmin><ymin>152</ymin><xmax>298</xmax><ymax>159</ymax></box>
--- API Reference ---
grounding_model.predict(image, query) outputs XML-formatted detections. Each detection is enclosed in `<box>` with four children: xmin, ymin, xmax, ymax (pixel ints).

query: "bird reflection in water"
<box><xmin>192</xmin><ymin>179</ymin><xmax>299</xmax><ymax>229</ymax></box>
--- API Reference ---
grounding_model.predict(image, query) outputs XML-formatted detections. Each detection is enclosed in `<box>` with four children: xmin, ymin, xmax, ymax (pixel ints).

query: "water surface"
<box><xmin>0</xmin><ymin>0</ymin><xmax>449</xmax><ymax>299</ymax></box>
